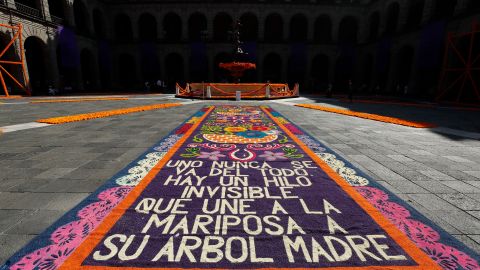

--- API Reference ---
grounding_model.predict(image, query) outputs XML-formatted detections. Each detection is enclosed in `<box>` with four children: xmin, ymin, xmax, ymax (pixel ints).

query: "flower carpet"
<box><xmin>36</xmin><ymin>103</ymin><xmax>182</xmax><ymax>124</ymax></box>
<box><xmin>296</xmin><ymin>104</ymin><xmax>437</xmax><ymax>128</ymax></box>
<box><xmin>1</xmin><ymin>105</ymin><xmax>478</xmax><ymax>270</ymax></box>
<box><xmin>30</xmin><ymin>98</ymin><xmax>129</xmax><ymax>104</ymax></box>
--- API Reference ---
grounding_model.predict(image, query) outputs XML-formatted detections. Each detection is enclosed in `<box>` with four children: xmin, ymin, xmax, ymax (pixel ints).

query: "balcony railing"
<box><xmin>14</xmin><ymin>2</ymin><xmax>42</xmax><ymax>18</ymax></box>
<box><xmin>51</xmin><ymin>15</ymin><xmax>63</xmax><ymax>25</ymax></box>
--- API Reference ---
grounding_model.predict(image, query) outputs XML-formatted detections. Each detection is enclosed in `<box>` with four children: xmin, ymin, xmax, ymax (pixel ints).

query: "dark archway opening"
<box><xmin>468</xmin><ymin>0</ymin><xmax>480</xmax><ymax>10</ymax></box>
<box><xmin>73</xmin><ymin>0</ymin><xmax>90</xmax><ymax>37</ymax></box>
<box><xmin>338</xmin><ymin>16</ymin><xmax>358</xmax><ymax>44</ymax></box>
<box><xmin>385</xmin><ymin>3</ymin><xmax>400</xmax><ymax>35</ymax></box>
<box><xmin>334</xmin><ymin>56</ymin><xmax>354</xmax><ymax>93</ymax></box>
<box><xmin>188</xmin><ymin>13</ymin><xmax>207</xmax><ymax>42</ymax></box>
<box><xmin>163</xmin><ymin>13</ymin><xmax>182</xmax><ymax>42</ymax></box>
<box><xmin>361</xmin><ymin>54</ymin><xmax>374</xmax><ymax>91</ymax></box>
<box><xmin>368</xmin><ymin>12</ymin><xmax>380</xmax><ymax>41</ymax></box>
<box><xmin>240</xmin><ymin>13</ymin><xmax>258</xmax><ymax>42</ymax></box>
<box><xmin>214</xmin><ymin>53</ymin><xmax>232</xmax><ymax>82</ymax></box>
<box><xmin>310</xmin><ymin>54</ymin><xmax>329</xmax><ymax>93</ymax></box>
<box><xmin>405</xmin><ymin>0</ymin><xmax>425</xmax><ymax>30</ymax></box>
<box><xmin>48</xmin><ymin>0</ymin><xmax>64</xmax><ymax>19</ymax></box>
<box><xmin>396</xmin><ymin>46</ymin><xmax>415</xmax><ymax>91</ymax></box>
<box><xmin>190</xmin><ymin>55</ymin><xmax>208</xmax><ymax>82</ymax></box>
<box><xmin>139</xmin><ymin>13</ymin><xmax>157</xmax><ymax>42</ymax></box>
<box><xmin>165</xmin><ymin>53</ymin><xmax>184</xmax><ymax>89</ymax></box>
<box><xmin>290</xmin><ymin>14</ymin><xmax>308</xmax><ymax>42</ymax></box>
<box><xmin>93</xmin><ymin>9</ymin><xmax>106</xmax><ymax>39</ymax></box>
<box><xmin>214</xmin><ymin>13</ymin><xmax>233</xmax><ymax>43</ymax></box>
<box><xmin>432</xmin><ymin>0</ymin><xmax>457</xmax><ymax>20</ymax></box>
<box><xmin>314</xmin><ymin>16</ymin><xmax>332</xmax><ymax>44</ymax></box>
<box><xmin>264</xmin><ymin>14</ymin><xmax>283</xmax><ymax>43</ymax></box>
<box><xmin>263</xmin><ymin>53</ymin><xmax>282</xmax><ymax>82</ymax></box>
<box><xmin>25</xmin><ymin>37</ymin><xmax>47</xmax><ymax>95</ymax></box>
<box><xmin>118</xmin><ymin>54</ymin><xmax>137</xmax><ymax>89</ymax></box>
<box><xmin>97</xmin><ymin>44</ymin><xmax>111</xmax><ymax>90</ymax></box>
<box><xmin>141</xmin><ymin>52</ymin><xmax>160</xmax><ymax>82</ymax></box>
<box><xmin>80</xmin><ymin>49</ymin><xmax>95</xmax><ymax>91</ymax></box>
<box><xmin>115</xmin><ymin>14</ymin><xmax>133</xmax><ymax>43</ymax></box>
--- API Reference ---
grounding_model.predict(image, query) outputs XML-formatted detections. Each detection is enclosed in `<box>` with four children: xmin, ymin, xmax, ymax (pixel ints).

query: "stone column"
<box><xmin>63</xmin><ymin>0</ymin><xmax>75</xmax><ymax>27</ymax></box>
<box><xmin>258</xmin><ymin>15</ymin><xmax>265</xmax><ymax>42</ymax></box>
<box><xmin>184</xmin><ymin>48</ymin><xmax>190</xmax><ymax>82</ymax></box>
<box><xmin>6</xmin><ymin>0</ymin><xmax>16</xmax><ymax>9</ymax></box>
<box><xmin>358</xmin><ymin>16</ymin><xmax>369</xmax><ymax>44</ymax></box>
<box><xmin>307</xmin><ymin>16</ymin><xmax>315</xmax><ymax>42</ymax></box>
<box><xmin>422</xmin><ymin>0</ymin><xmax>436</xmax><ymax>24</ymax></box>
<box><xmin>258</xmin><ymin>51</ymin><xmax>264</xmax><ymax>82</ymax></box>
<box><xmin>38</xmin><ymin>0</ymin><xmax>51</xmax><ymax>21</ymax></box>
<box><xmin>205</xmin><ymin>14</ymin><xmax>213</xmax><ymax>42</ymax></box>
<box><xmin>281</xmin><ymin>52</ymin><xmax>287</xmax><ymax>82</ymax></box>
<box><xmin>130</xmin><ymin>14</ymin><xmax>139</xmax><ymax>41</ymax></box>
<box><xmin>386</xmin><ymin>46</ymin><xmax>399</xmax><ymax>93</ymax></box>
<box><xmin>207</xmin><ymin>50</ymin><xmax>214</xmax><ymax>81</ymax></box>
<box><xmin>158</xmin><ymin>14</ymin><xmax>164</xmax><ymax>40</ymax></box>
<box><xmin>397</xmin><ymin>2</ymin><xmax>409</xmax><ymax>31</ymax></box>
<box><xmin>46</xmin><ymin>35</ymin><xmax>60</xmax><ymax>88</ymax></box>
<box><xmin>331</xmin><ymin>17</ymin><xmax>340</xmax><ymax>43</ymax></box>
<box><xmin>455</xmin><ymin>0</ymin><xmax>467</xmax><ymax>15</ymax></box>
<box><xmin>284</xmin><ymin>15</ymin><xmax>289</xmax><ymax>41</ymax></box>
<box><xmin>181</xmin><ymin>13</ymin><xmax>188</xmax><ymax>42</ymax></box>
<box><xmin>91</xmin><ymin>51</ymin><xmax>101</xmax><ymax>90</ymax></box>
<box><xmin>328</xmin><ymin>53</ymin><xmax>336</xmax><ymax>85</ymax></box>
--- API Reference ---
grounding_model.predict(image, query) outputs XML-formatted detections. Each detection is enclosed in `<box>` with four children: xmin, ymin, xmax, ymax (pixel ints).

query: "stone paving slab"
<box><xmin>0</xmin><ymin>99</ymin><xmax>479</xmax><ymax>264</ymax></box>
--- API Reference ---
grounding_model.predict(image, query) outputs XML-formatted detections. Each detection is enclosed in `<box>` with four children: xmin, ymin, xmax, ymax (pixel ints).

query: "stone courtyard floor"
<box><xmin>0</xmin><ymin>94</ymin><xmax>479</xmax><ymax>265</ymax></box>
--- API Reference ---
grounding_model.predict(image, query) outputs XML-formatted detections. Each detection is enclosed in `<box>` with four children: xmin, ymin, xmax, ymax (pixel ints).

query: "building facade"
<box><xmin>0</xmin><ymin>0</ymin><xmax>479</xmax><ymax>97</ymax></box>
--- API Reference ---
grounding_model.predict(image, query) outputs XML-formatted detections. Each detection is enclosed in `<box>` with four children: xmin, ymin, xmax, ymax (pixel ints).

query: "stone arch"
<box><xmin>165</xmin><ymin>53</ymin><xmax>185</xmax><ymax>87</ymax></box>
<box><xmin>80</xmin><ymin>48</ymin><xmax>96</xmax><ymax>90</ymax></box>
<box><xmin>311</xmin><ymin>54</ymin><xmax>330</xmax><ymax>92</ymax></box>
<box><xmin>263</xmin><ymin>53</ymin><xmax>282</xmax><ymax>82</ymax></box>
<box><xmin>25</xmin><ymin>36</ymin><xmax>48</xmax><ymax>95</ymax></box>
<box><xmin>264</xmin><ymin>13</ymin><xmax>283</xmax><ymax>43</ymax></box>
<box><xmin>314</xmin><ymin>15</ymin><xmax>332</xmax><ymax>44</ymax></box>
<box><xmin>164</xmin><ymin>13</ymin><xmax>182</xmax><ymax>42</ymax></box>
<box><xmin>188</xmin><ymin>12</ymin><xmax>207</xmax><ymax>41</ymax></box>
<box><xmin>114</xmin><ymin>13</ymin><xmax>133</xmax><ymax>42</ymax></box>
<box><xmin>289</xmin><ymin>13</ymin><xmax>308</xmax><ymax>42</ymax></box>
<box><xmin>338</xmin><ymin>16</ymin><xmax>358</xmax><ymax>44</ymax></box>
<box><xmin>385</xmin><ymin>2</ymin><xmax>400</xmax><ymax>35</ymax></box>
<box><xmin>117</xmin><ymin>53</ymin><xmax>137</xmax><ymax>89</ymax></box>
<box><xmin>240</xmin><ymin>13</ymin><xmax>258</xmax><ymax>42</ymax></box>
<box><xmin>93</xmin><ymin>9</ymin><xmax>106</xmax><ymax>39</ymax></box>
<box><xmin>368</xmin><ymin>12</ymin><xmax>380</xmax><ymax>41</ymax></box>
<box><xmin>73</xmin><ymin>0</ymin><xmax>91</xmax><ymax>36</ymax></box>
<box><xmin>213</xmin><ymin>13</ymin><xmax>233</xmax><ymax>42</ymax></box>
<box><xmin>139</xmin><ymin>13</ymin><xmax>157</xmax><ymax>42</ymax></box>
<box><xmin>405</xmin><ymin>0</ymin><xmax>425</xmax><ymax>30</ymax></box>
